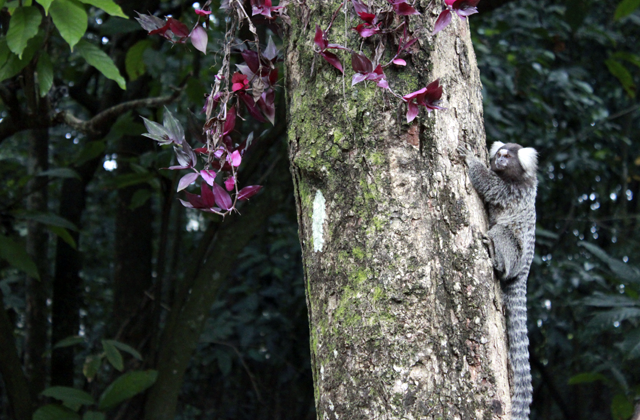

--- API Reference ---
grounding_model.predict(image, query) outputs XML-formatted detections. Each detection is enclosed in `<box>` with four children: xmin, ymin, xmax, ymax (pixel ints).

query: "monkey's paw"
<box><xmin>482</xmin><ymin>235</ymin><xmax>495</xmax><ymax>260</ymax></box>
<box><xmin>457</xmin><ymin>144</ymin><xmax>471</xmax><ymax>162</ymax></box>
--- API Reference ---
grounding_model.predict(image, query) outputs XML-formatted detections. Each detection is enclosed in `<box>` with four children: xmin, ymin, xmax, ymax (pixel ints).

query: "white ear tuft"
<box><xmin>518</xmin><ymin>147</ymin><xmax>538</xmax><ymax>176</ymax></box>
<box><xmin>489</xmin><ymin>142</ymin><xmax>505</xmax><ymax>158</ymax></box>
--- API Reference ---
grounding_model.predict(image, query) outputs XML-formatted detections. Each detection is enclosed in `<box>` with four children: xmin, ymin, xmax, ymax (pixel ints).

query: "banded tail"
<box><xmin>503</xmin><ymin>273</ymin><xmax>532</xmax><ymax>420</ymax></box>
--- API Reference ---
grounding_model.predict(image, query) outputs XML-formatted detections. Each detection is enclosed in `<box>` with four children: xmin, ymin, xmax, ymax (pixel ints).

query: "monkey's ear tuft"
<box><xmin>518</xmin><ymin>147</ymin><xmax>538</xmax><ymax>176</ymax></box>
<box><xmin>489</xmin><ymin>142</ymin><xmax>506</xmax><ymax>158</ymax></box>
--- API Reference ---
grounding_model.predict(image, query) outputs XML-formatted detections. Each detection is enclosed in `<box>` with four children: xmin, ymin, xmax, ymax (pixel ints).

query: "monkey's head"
<box><xmin>489</xmin><ymin>142</ymin><xmax>538</xmax><ymax>184</ymax></box>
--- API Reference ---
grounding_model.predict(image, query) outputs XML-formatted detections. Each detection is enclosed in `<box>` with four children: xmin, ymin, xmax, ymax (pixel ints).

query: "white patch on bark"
<box><xmin>312</xmin><ymin>190</ymin><xmax>326</xmax><ymax>252</ymax></box>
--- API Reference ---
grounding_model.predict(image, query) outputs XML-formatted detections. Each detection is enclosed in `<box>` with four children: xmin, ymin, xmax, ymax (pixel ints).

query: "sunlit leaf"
<box><xmin>50</xmin><ymin>0</ymin><xmax>87</xmax><ymax>51</ymax></box>
<box><xmin>6</xmin><ymin>6</ymin><xmax>42</xmax><ymax>59</ymax></box>
<box><xmin>78</xmin><ymin>0</ymin><xmax>127</xmax><ymax>18</ymax></box>
<box><xmin>125</xmin><ymin>40</ymin><xmax>151</xmax><ymax>81</ymax></box>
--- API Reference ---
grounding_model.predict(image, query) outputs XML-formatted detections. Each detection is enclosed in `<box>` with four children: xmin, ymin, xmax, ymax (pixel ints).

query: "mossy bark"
<box><xmin>285</xmin><ymin>1</ymin><xmax>511</xmax><ymax>418</ymax></box>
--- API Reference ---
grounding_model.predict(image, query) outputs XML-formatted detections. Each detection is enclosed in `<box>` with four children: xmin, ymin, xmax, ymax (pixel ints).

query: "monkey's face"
<box><xmin>491</xmin><ymin>143</ymin><xmax>525</xmax><ymax>182</ymax></box>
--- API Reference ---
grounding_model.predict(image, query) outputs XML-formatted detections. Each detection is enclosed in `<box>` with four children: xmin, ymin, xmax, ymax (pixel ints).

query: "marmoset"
<box><xmin>459</xmin><ymin>141</ymin><xmax>538</xmax><ymax>420</ymax></box>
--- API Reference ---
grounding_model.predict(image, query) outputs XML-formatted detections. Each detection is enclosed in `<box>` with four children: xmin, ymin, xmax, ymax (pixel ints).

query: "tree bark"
<box><xmin>285</xmin><ymin>1</ymin><xmax>510</xmax><ymax>418</ymax></box>
<box><xmin>24</xmin><ymin>128</ymin><xmax>49</xmax><ymax>399</ymax></box>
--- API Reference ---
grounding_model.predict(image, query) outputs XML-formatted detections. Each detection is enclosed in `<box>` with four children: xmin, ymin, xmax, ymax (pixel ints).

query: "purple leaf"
<box><xmin>314</xmin><ymin>25</ymin><xmax>326</xmax><ymax>50</ymax></box>
<box><xmin>163</xmin><ymin>108</ymin><xmax>185</xmax><ymax>144</ymax></box>
<box><xmin>167</xmin><ymin>165</ymin><xmax>191</xmax><ymax>170</ymax></box>
<box><xmin>403</xmin><ymin>87</ymin><xmax>428</xmax><ymax>101</ymax></box>
<box><xmin>237</xmin><ymin>185</ymin><xmax>263</xmax><ymax>201</ymax></box>
<box><xmin>352</xmin><ymin>73</ymin><xmax>368</xmax><ymax>86</ymax></box>
<box><xmin>376</xmin><ymin>79</ymin><xmax>389</xmax><ymax>89</ymax></box>
<box><xmin>201</xmin><ymin>169</ymin><xmax>216</xmax><ymax>186</ymax></box>
<box><xmin>212</xmin><ymin>183</ymin><xmax>233</xmax><ymax>210</ymax></box>
<box><xmin>224</xmin><ymin>176</ymin><xmax>235</xmax><ymax>191</ymax></box>
<box><xmin>184</xmin><ymin>191</ymin><xmax>205</xmax><ymax>208</ymax></box>
<box><xmin>389</xmin><ymin>0</ymin><xmax>420</xmax><ymax>15</ymax></box>
<box><xmin>393</xmin><ymin>58</ymin><xmax>407</xmax><ymax>66</ymax></box>
<box><xmin>326</xmin><ymin>43</ymin><xmax>349</xmax><ymax>50</ymax></box>
<box><xmin>352</xmin><ymin>0</ymin><xmax>375</xmax><ymax>23</ymax></box>
<box><xmin>263</xmin><ymin>35</ymin><xmax>279</xmax><ymax>61</ymax></box>
<box><xmin>201</xmin><ymin>183</ymin><xmax>216</xmax><ymax>207</ymax></box>
<box><xmin>190</xmin><ymin>25</ymin><xmax>208</xmax><ymax>54</ymax></box>
<box><xmin>238</xmin><ymin>92</ymin><xmax>267</xmax><ymax>123</ymax></box>
<box><xmin>353</xmin><ymin>23</ymin><xmax>380</xmax><ymax>38</ymax></box>
<box><xmin>168</xmin><ymin>18</ymin><xmax>190</xmax><ymax>38</ymax></box>
<box><xmin>135</xmin><ymin>12</ymin><xmax>166</xmax><ymax>33</ymax></box>
<box><xmin>174</xmin><ymin>142</ymin><xmax>197</xmax><ymax>168</ymax></box>
<box><xmin>406</xmin><ymin>101</ymin><xmax>419</xmax><ymax>123</ymax></box>
<box><xmin>177</xmin><ymin>172</ymin><xmax>199</xmax><ymax>192</ymax></box>
<box><xmin>223</xmin><ymin>106</ymin><xmax>236</xmax><ymax>135</ymax></box>
<box><xmin>351</xmin><ymin>52</ymin><xmax>373</xmax><ymax>74</ymax></box>
<box><xmin>179</xmin><ymin>198</ymin><xmax>194</xmax><ymax>208</ymax></box>
<box><xmin>433</xmin><ymin>9</ymin><xmax>452</xmax><ymax>35</ymax></box>
<box><xmin>257</xmin><ymin>90</ymin><xmax>276</xmax><ymax>125</ymax></box>
<box><xmin>320</xmin><ymin>51</ymin><xmax>343</xmax><ymax>73</ymax></box>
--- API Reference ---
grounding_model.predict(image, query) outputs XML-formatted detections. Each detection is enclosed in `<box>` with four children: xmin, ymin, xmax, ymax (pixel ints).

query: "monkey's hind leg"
<box><xmin>487</xmin><ymin>225</ymin><xmax>521</xmax><ymax>281</ymax></box>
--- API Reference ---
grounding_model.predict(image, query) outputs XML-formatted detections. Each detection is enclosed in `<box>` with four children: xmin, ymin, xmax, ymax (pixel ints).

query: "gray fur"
<box><xmin>459</xmin><ymin>142</ymin><xmax>537</xmax><ymax>420</ymax></box>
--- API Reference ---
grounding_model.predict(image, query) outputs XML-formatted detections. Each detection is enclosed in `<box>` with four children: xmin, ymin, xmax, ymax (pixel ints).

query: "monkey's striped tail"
<box><xmin>503</xmin><ymin>273</ymin><xmax>532</xmax><ymax>420</ymax></box>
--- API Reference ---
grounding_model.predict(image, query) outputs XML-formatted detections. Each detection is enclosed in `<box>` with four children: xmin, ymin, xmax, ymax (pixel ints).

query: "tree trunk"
<box><xmin>24</xmin><ymin>128</ymin><xmax>49</xmax><ymax>399</ymax></box>
<box><xmin>285</xmin><ymin>1</ymin><xmax>511</xmax><ymax>418</ymax></box>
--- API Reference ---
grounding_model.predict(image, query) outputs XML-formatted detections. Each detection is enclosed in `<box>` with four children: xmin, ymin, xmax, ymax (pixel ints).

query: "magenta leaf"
<box><xmin>452</xmin><ymin>0</ymin><xmax>480</xmax><ymax>17</ymax></box>
<box><xmin>179</xmin><ymin>198</ymin><xmax>194</xmax><ymax>208</ymax></box>
<box><xmin>352</xmin><ymin>73</ymin><xmax>368</xmax><ymax>86</ymax></box>
<box><xmin>177</xmin><ymin>172</ymin><xmax>199</xmax><ymax>192</ymax></box>
<box><xmin>393</xmin><ymin>58</ymin><xmax>407</xmax><ymax>66</ymax></box>
<box><xmin>237</xmin><ymin>185</ymin><xmax>263</xmax><ymax>201</ymax></box>
<box><xmin>168</xmin><ymin>18</ymin><xmax>190</xmax><ymax>38</ymax></box>
<box><xmin>232</xmin><ymin>73</ymin><xmax>249</xmax><ymax>92</ymax></box>
<box><xmin>403</xmin><ymin>87</ymin><xmax>427</xmax><ymax>101</ymax></box>
<box><xmin>389</xmin><ymin>0</ymin><xmax>420</xmax><ymax>16</ymax></box>
<box><xmin>224</xmin><ymin>176</ymin><xmax>235</xmax><ymax>191</ymax></box>
<box><xmin>190</xmin><ymin>25</ymin><xmax>208</xmax><ymax>54</ymax></box>
<box><xmin>223</xmin><ymin>106</ymin><xmax>236</xmax><ymax>135</ymax></box>
<box><xmin>320</xmin><ymin>51</ymin><xmax>344</xmax><ymax>73</ymax></box>
<box><xmin>257</xmin><ymin>90</ymin><xmax>276</xmax><ymax>125</ymax></box>
<box><xmin>406</xmin><ymin>101</ymin><xmax>419</xmax><ymax>123</ymax></box>
<box><xmin>201</xmin><ymin>169</ymin><xmax>216</xmax><ymax>186</ymax></box>
<box><xmin>195</xmin><ymin>8</ymin><xmax>211</xmax><ymax>15</ymax></box>
<box><xmin>230</xmin><ymin>150</ymin><xmax>242</xmax><ymax>167</ymax></box>
<box><xmin>238</xmin><ymin>92</ymin><xmax>267</xmax><ymax>123</ymax></box>
<box><xmin>351</xmin><ymin>52</ymin><xmax>373</xmax><ymax>74</ymax></box>
<box><xmin>212</xmin><ymin>183</ymin><xmax>233</xmax><ymax>210</ymax></box>
<box><xmin>326</xmin><ymin>43</ymin><xmax>349</xmax><ymax>50</ymax></box>
<box><xmin>201</xmin><ymin>183</ymin><xmax>216</xmax><ymax>207</ymax></box>
<box><xmin>353</xmin><ymin>23</ymin><xmax>380</xmax><ymax>38</ymax></box>
<box><xmin>314</xmin><ymin>25</ymin><xmax>327</xmax><ymax>50</ymax></box>
<box><xmin>433</xmin><ymin>9</ymin><xmax>452</xmax><ymax>34</ymax></box>
<box><xmin>377</xmin><ymin>79</ymin><xmax>389</xmax><ymax>89</ymax></box>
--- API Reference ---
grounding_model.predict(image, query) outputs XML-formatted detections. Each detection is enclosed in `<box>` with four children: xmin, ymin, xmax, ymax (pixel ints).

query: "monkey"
<box><xmin>458</xmin><ymin>141</ymin><xmax>538</xmax><ymax>420</ymax></box>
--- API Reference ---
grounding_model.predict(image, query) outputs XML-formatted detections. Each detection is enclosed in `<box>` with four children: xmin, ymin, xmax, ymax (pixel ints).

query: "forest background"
<box><xmin>0</xmin><ymin>0</ymin><xmax>639</xmax><ymax>419</ymax></box>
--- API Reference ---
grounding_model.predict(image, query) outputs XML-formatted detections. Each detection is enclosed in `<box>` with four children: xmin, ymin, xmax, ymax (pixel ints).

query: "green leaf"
<box><xmin>83</xmin><ymin>412</ymin><xmax>106</xmax><ymax>420</ymax></box>
<box><xmin>588</xmin><ymin>307</ymin><xmax>640</xmax><ymax>328</ymax></box>
<box><xmin>12</xmin><ymin>211</ymin><xmax>78</xmax><ymax>231</ymax></box>
<box><xmin>77</xmin><ymin>0</ymin><xmax>126</xmax><ymax>18</ymax></box>
<box><xmin>612</xmin><ymin>51</ymin><xmax>640</xmax><ymax>69</ymax></box>
<box><xmin>74</xmin><ymin>140</ymin><xmax>105</xmax><ymax>166</ymax></box>
<box><xmin>33</xmin><ymin>404</ymin><xmax>81</xmax><ymax>420</ymax></box>
<box><xmin>583</xmin><ymin>292</ymin><xmax>639</xmax><ymax>308</ymax></box>
<box><xmin>125</xmin><ymin>40</ymin><xmax>151</xmax><ymax>81</ymax></box>
<box><xmin>48</xmin><ymin>226</ymin><xmax>78</xmax><ymax>249</ymax></box>
<box><xmin>38</xmin><ymin>168</ymin><xmax>81</xmax><ymax>179</ymax></box>
<box><xmin>0</xmin><ymin>0</ymin><xmax>6</xmax><ymax>11</ymax></box>
<box><xmin>83</xmin><ymin>355</ymin><xmax>102</xmax><ymax>381</ymax></box>
<box><xmin>98</xmin><ymin>370</ymin><xmax>158</xmax><ymax>411</ymax></box>
<box><xmin>568</xmin><ymin>372</ymin><xmax>608</xmax><ymax>384</ymax></box>
<box><xmin>578</xmin><ymin>242</ymin><xmax>640</xmax><ymax>284</ymax></box>
<box><xmin>614</xmin><ymin>0</ymin><xmax>640</xmax><ymax>20</ymax></box>
<box><xmin>75</xmin><ymin>39</ymin><xmax>126</xmax><ymax>90</ymax></box>
<box><xmin>103</xmin><ymin>340</ymin><xmax>143</xmax><ymax>361</ymax></box>
<box><xmin>50</xmin><ymin>0</ymin><xmax>87</xmax><ymax>51</ymax></box>
<box><xmin>0</xmin><ymin>234</ymin><xmax>40</xmax><ymax>280</ymax></box>
<box><xmin>605</xmin><ymin>58</ymin><xmax>636</xmax><ymax>98</ymax></box>
<box><xmin>129</xmin><ymin>189</ymin><xmax>152</xmax><ymax>210</ymax></box>
<box><xmin>37</xmin><ymin>51</ymin><xmax>53</xmax><ymax>97</ymax></box>
<box><xmin>53</xmin><ymin>335</ymin><xmax>85</xmax><ymax>349</ymax></box>
<box><xmin>41</xmin><ymin>386</ymin><xmax>95</xmax><ymax>406</ymax></box>
<box><xmin>7</xmin><ymin>6</ymin><xmax>42</xmax><ymax>59</ymax></box>
<box><xmin>102</xmin><ymin>339</ymin><xmax>124</xmax><ymax>371</ymax></box>
<box><xmin>620</xmin><ymin>329</ymin><xmax>640</xmax><ymax>359</ymax></box>
<box><xmin>36</xmin><ymin>0</ymin><xmax>54</xmax><ymax>14</ymax></box>
<box><xmin>0</xmin><ymin>33</ymin><xmax>44</xmax><ymax>82</ymax></box>
<box><xmin>611</xmin><ymin>394</ymin><xmax>634</xmax><ymax>420</ymax></box>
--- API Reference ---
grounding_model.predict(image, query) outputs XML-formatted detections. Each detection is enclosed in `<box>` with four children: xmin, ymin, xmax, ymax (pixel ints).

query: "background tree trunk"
<box><xmin>285</xmin><ymin>1</ymin><xmax>511</xmax><ymax>418</ymax></box>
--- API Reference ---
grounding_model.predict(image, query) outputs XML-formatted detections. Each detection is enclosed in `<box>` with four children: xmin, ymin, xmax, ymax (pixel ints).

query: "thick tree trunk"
<box><xmin>285</xmin><ymin>1</ymin><xmax>510</xmax><ymax>418</ymax></box>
